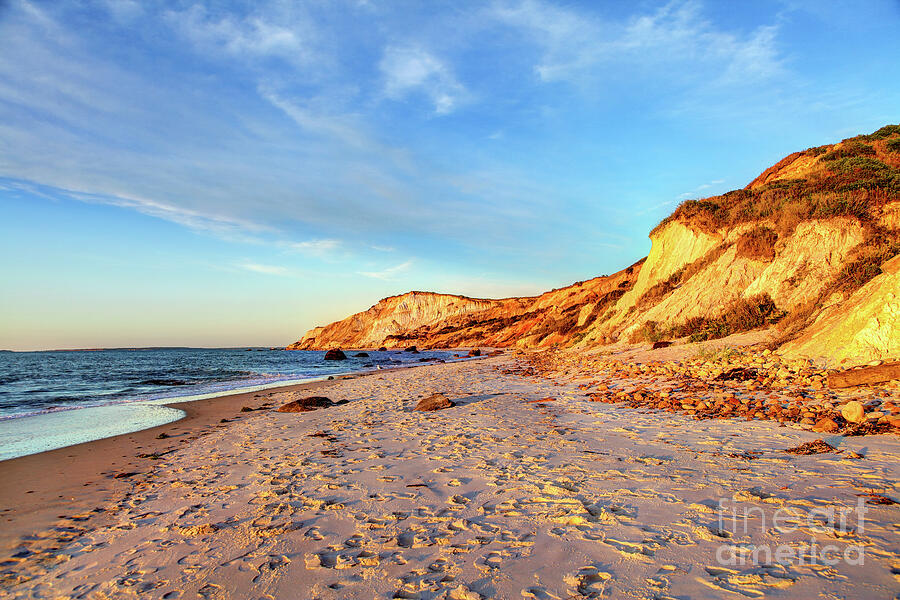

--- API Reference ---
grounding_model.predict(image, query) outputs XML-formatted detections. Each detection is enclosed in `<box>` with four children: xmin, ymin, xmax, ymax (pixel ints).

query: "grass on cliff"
<box><xmin>652</xmin><ymin>125</ymin><xmax>900</xmax><ymax>238</ymax></box>
<box><xmin>735</xmin><ymin>226</ymin><xmax>779</xmax><ymax>261</ymax></box>
<box><xmin>632</xmin><ymin>294</ymin><xmax>783</xmax><ymax>344</ymax></box>
<box><xmin>775</xmin><ymin>231</ymin><xmax>900</xmax><ymax>341</ymax></box>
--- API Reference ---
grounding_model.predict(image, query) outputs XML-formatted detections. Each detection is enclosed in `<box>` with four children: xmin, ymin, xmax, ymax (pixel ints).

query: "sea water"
<box><xmin>0</xmin><ymin>347</ymin><xmax>462</xmax><ymax>460</ymax></box>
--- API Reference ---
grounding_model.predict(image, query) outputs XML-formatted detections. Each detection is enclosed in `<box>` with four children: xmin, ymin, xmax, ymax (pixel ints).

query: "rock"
<box><xmin>405</xmin><ymin>346</ymin><xmax>419</xmax><ymax>353</ymax></box>
<box><xmin>324</xmin><ymin>349</ymin><xmax>347</xmax><ymax>360</ymax></box>
<box><xmin>468</xmin><ymin>348</ymin><xmax>481</xmax><ymax>357</ymax></box>
<box><xmin>378</xmin><ymin>346</ymin><xmax>387</xmax><ymax>351</ymax></box>
<box><xmin>414</xmin><ymin>393</ymin><xmax>454</xmax><ymax>411</ymax></box>
<box><xmin>812</xmin><ymin>417</ymin><xmax>840</xmax><ymax>433</ymax></box>
<box><xmin>240</xmin><ymin>406</ymin><xmax>254</xmax><ymax>412</ymax></box>
<box><xmin>354</xmin><ymin>352</ymin><xmax>369</xmax><ymax>357</ymax></box>
<box><xmin>840</xmin><ymin>401</ymin><xmax>866</xmax><ymax>423</ymax></box>
<box><xmin>784</xmin><ymin>439</ymin><xmax>837</xmax><ymax>455</ymax></box>
<box><xmin>651</xmin><ymin>341</ymin><xmax>672</xmax><ymax>349</ymax></box>
<box><xmin>715</xmin><ymin>367</ymin><xmax>759</xmax><ymax>382</ymax></box>
<box><xmin>277</xmin><ymin>396</ymin><xmax>334</xmax><ymax>412</ymax></box>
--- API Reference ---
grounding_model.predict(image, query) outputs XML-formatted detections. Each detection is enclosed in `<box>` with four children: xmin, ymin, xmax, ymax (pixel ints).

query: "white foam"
<box><xmin>143</xmin><ymin>374</ymin><xmax>336</xmax><ymax>406</ymax></box>
<box><xmin>0</xmin><ymin>403</ymin><xmax>185</xmax><ymax>461</ymax></box>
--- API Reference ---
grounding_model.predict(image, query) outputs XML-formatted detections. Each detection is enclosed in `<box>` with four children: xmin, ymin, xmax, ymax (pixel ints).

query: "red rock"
<box><xmin>812</xmin><ymin>417</ymin><xmax>840</xmax><ymax>433</ymax></box>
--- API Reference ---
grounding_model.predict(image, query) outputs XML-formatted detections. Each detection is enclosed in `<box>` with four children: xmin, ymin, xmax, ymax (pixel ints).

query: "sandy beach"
<box><xmin>1</xmin><ymin>354</ymin><xmax>898</xmax><ymax>599</ymax></box>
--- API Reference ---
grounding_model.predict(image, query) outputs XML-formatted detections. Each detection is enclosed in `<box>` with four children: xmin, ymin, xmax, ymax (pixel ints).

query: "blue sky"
<box><xmin>1</xmin><ymin>0</ymin><xmax>898</xmax><ymax>350</ymax></box>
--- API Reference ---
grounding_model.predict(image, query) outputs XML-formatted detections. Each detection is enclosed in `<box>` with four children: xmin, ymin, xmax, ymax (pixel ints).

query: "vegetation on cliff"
<box><xmin>292</xmin><ymin>126</ymin><xmax>900</xmax><ymax>361</ymax></box>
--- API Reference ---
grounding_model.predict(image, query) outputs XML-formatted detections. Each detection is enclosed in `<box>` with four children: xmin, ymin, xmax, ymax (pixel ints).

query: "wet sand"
<box><xmin>0</xmin><ymin>376</ymin><xmax>340</xmax><ymax>544</ymax></box>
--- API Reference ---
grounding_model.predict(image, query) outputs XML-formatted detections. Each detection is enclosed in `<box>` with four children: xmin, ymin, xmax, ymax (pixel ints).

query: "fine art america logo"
<box><xmin>715</xmin><ymin>497</ymin><xmax>869</xmax><ymax>566</ymax></box>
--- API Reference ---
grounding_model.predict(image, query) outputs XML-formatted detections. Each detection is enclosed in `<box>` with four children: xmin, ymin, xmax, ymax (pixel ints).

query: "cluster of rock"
<box><xmin>522</xmin><ymin>349</ymin><xmax>900</xmax><ymax>435</ymax></box>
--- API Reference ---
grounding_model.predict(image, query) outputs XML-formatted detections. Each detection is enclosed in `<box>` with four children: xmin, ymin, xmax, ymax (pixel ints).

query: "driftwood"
<box><xmin>828</xmin><ymin>362</ymin><xmax>900</xmax><ymax>389</ymax></box>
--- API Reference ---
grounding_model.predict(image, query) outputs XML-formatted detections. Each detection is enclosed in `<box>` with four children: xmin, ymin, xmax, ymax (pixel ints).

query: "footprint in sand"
<box><xmin>520</xmin><ymin>586</ymin><xmax>561</xmax><ymax>599</ymax></box>
<box><xmin>563</xmin><ymin>565</ymin><xmax>612</xmax><ymax>597</ymax></box>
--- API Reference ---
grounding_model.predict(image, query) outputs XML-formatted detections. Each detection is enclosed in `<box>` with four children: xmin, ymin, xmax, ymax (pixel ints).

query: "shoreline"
<box><xmin>0</xmin><ymin>356</ymin><xmax>481</xmax><ymax>546</ymax></box>
<box><xmin>0</xmin><ymin>371</ymin><xmax>353</xmax><ymax>545</ymax></box>
<box><xmin>0</xmin><ymin>352</ymin><xmax>470</xmax><ymax>462</ymax></box>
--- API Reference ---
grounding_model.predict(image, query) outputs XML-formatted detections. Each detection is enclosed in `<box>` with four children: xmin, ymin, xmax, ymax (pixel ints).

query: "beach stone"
<box><xmin>812</xmin><ymin>417</ymin><xmax>840</xmax><ymax>433</ymax></box>
<box><xmin>277</xmin><ymin>396</ymin><xmax>334</xmax><ymax>412</ymax></box>
<box><xmin>378</xmin><ymin>346</ymin><xmax>387</xmax><ymax>351</ymax></box>
<box><xmin>354</xmin><ymin>352</ymin><xmax>369</xmax><ymax>357</ymax></box>
<box><xmin>324</xmin><ymin>349</ymin><xmax>347</xmax><ymax>360</ymax></box>
<box><xmin>468</xmin><ymin>348</ymin><xmax>481</xmax><ymax>357</ymax></box>
<box><xmin>415</xmin><ymin>393</ymin><xmax>454</xmax><ymax>411</ymax></box>
<box><xmin>841</xmin><ymin>401</ymin><xmax>866</xmax><ymax>423</ymax></box>
<box><xmin>785</xmin><ymin>439</ymin><xmax>837</xmax><ymax>455</ymax></box>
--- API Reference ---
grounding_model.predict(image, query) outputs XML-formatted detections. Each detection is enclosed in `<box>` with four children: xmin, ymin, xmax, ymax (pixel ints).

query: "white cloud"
<box><xmin>282</xmin><ymin>239</ymin><xmax>341</xmax><ymax>255</ymax></box>
<box><xmin>167</xmin><ymin>4</ymin><xmax>315</xmax><ymax>67</ymax></box>
<box><xmin>380</xmin><ymin>45</ymin><xmax>467</xmax><ymax>114</ymax></box>
<box><xmin>239</xmin><ymin>262</ymin><xmax>289</xmax><ymax>276</ymax></box>
<box><xmin>677</xmin><ymin>178</ymin><xmax>729</xmax><ymax>200</ymax></box>
<box><xmin>492</xmin><ymin>0</ymin><xmax>783</xmax><ymax>87</ymax></box>
<box><xmin>359</xmin><ymin>260</ymin><xmax>414</xmax><ymax>280</ymax></box>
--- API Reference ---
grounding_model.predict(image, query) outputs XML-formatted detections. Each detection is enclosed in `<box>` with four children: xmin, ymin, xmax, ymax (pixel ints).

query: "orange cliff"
<box><xmin>289</xmin><ymin>125</ymin><xmax>900</xmax><ymax>364</ymax></box>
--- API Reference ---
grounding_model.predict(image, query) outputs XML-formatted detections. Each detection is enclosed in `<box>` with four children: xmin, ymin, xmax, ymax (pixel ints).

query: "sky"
<box><xmin>1</xmin><ymin>0</ymin><xmax>898</xmax><ymax>350</ymax></box>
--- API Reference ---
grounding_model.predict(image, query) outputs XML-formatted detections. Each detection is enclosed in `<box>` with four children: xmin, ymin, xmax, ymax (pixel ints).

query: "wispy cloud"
<box><xmin>238</xmin><ymin>261</ymin><xmax>289</xmax><ymax>276</ymax></box>
<box><xmin>281</xmin><ymin>239</ymin><xmax>341</xmax><ymax>256</ymax></box>
<box><xmin>166</xmin><ymin>3</ymin><xmax>317</xmax><ymax>68</ymax></box>
<box><xmin>492</xmin><ymin>0</ymin><xmax>783</xmax><ymax>88</ymax></box>
<box><xmin>359</xmin><ymin>260</ymin><xmax>414</xmax><ymax>280</ymax></box>
<box><xmin>380</xmin><ymin>45</ymin><xmax>468</xmax><ymax>114</ymax></box>
<box><xmin>677</xmin><ymin>178</ymin><xmax>727</xmax><ymax>199</ymax></box>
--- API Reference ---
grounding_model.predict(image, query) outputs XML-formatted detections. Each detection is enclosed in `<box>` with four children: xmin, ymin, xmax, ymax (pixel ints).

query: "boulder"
<box><xmin>414</xmin><ymin>393</ymin><xmax>454</xmax><ymax>411</ymax></box>
<box><xmin>812</xmin><ymin>417</ymin><xmax>840</xmax><ymax>433</ymax></box>
<box><xmin>378</xmin><ymin>346</ymin><xmax>387</xmax><ymax>351</ymax></box>
<box><xmin>405</xmin><ymin>346</ymin><xmax>419</xmax><ymax>353</ymax></box>
<box><xmin>277</xmin><ymin>396</ymin><xmax>334</xmax><ymax>412</ymax></box>
<box><xmin>354</xmin><ymin>352</ymin><xmax>369</xmax><ymax>357</ymax></box>
<box><xmin>651</xmin><ymin>341</ymin><xmax>672</xmax><ymax>349</ymax></box>
<box><xmin>468</xmin><ymin>348</ymin><xmax>481</xmax><ymax>357</ymax></box>
<box><xmin>324</xmin><ymin>349</ymin><xmax>347</xmax><ymax>360</ymax></box>
<box><xmin>840</xmin><ymin>401</ymin><xmax>866</xmax><ymax>424</ymax></box>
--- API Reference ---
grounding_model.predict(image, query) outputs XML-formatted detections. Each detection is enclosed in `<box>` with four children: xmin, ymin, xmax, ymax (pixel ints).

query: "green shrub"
<box><xmin>886</xmin><ymin>138</ymin><xmax>900</xmax><ymax>153</ymax></box>
<box><xmin>862</xmin><ymin>124</ymin><xmax>900</xmax><ymax>140</ymax></box>
<box><xmin>632</xmin><ymin>294</ymin><xmax>782</xmax><ymax>344</ymax></box>
<box><xmin>820</xmin><ymin>141</ymin><xmax>875</xmax><ymax>162</ymax></box>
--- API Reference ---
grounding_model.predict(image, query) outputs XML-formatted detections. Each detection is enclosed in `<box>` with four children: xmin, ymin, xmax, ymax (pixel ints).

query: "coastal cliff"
<box><xmin>291</xmin><ymin>126</ymin><xmax>900</xmax><ymax>364</ymax></box>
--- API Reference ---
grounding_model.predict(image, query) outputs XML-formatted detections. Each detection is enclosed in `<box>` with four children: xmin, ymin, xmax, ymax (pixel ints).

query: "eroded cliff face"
<box><xmin>781</xmin><ymin>255</ymin><xmax>900</xmax><ymax>364</ymax></box>
<box><xmin>288</xmin><ymin>263</ymin><xmax>643</xmax><ymax>350</ymax></box>
<box><xmin>290</xmin><ymin>126</ymin><xmax>900</xmax><ymax>364</ymax></box>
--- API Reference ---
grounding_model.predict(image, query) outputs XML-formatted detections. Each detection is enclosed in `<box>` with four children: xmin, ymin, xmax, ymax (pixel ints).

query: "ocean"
<box><xmin>0</xmin><ymin>347</ymin><xmax>463</xmax><ymax>461</ymax></box>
